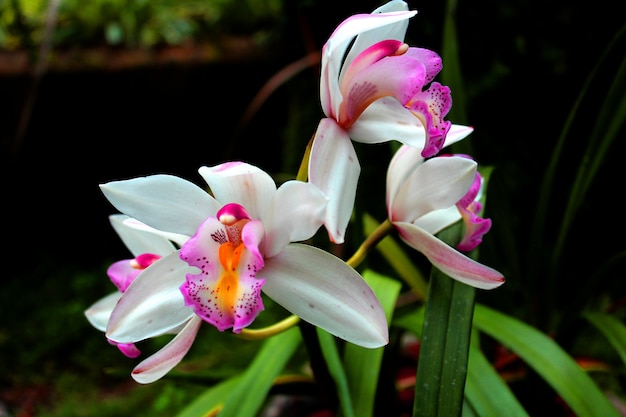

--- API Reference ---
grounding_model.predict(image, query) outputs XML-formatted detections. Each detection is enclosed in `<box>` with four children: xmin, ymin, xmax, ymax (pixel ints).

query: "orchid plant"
<box><xmin>84</xmin><ymin>1</ymin><xmax>625</xmax><ymax>416</ymax></box>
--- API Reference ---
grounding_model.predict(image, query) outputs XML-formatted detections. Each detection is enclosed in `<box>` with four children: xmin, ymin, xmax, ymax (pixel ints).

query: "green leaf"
<box><xmin>176</xmin><ymin>375</ymin><xmax>242</xmax><ymax>417</ymax></box>
<box><xmin>316</xmin><ymin>328</ymin><xmax>355</xmax><ymax>417</ymax></box>
<box><xmin>342</xmin><ymin>269</ymin><xmax>402</xmax><ymax>417</ymax></box>
<box><xmin>584</xmin><ymin>311</ymin><xmax>626</xmax><ymax>367</ymax></box>
<box><xmin>413</xmin><ymin>271</ymin><xmax>475</xmax><ymax>417</ymax></box>
<box><xmin>473</xmin><ymin>304</ymin><xmax>620</xmax><ymax>417</ymax></box>
<box><xmin>413</xmin><ymin>224</ymin><xmax>476</xmax><ymax>417</ymax></box>
<box><xmin>176</xmin><ymin>328</ymin><xmax>302</xmax><ymax>417</ymax></box>
<box><xmin>464</xmin><ymin>342</ymin><xmax>529</xmax><ymax>417</ymax></box>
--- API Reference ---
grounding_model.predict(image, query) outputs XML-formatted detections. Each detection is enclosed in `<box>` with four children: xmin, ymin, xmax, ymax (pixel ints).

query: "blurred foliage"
<box><xmin>0</xmin><ymin>0</ymin><xmax>284</xmax><ymax>50</ymax></box>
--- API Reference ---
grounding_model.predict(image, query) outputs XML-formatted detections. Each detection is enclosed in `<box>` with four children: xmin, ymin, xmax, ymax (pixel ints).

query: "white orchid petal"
<box><xmin>131</xmin><ymin>316</ymin><xmax>202</xmax><ymax>384</ymax></box>
<box><xmin>444</xmin><ymin>124</ymin><xmax>474</xmax><ymax>147</ymax></box>
<box><xmin>109</xmin><ymin>215</ymin><xmax>179</xmax><ymax>257</ymax></box>
<box><xmin>342</xmin><ymin>2</ymin><xmax>412</xmax><ymax>77</ymax></box>
<box><xmin>262</xmin><ymin>244</ymin><xmax>389</xmax><ymax>348</ymax></box>
<box><xmin>350</xmin><ymin>98</ymin><xmax>426</xmax><ymax>146</ymax></box>
<box><xmin>106</xmin><ymin>252</ymin><xmax>196</xmax><ymax>343</ymax></box>
<box><xmin>386</xmin><ymin>144</ymin><xmax>425</xmax><ymax>212</ymax></box>
<box><xmin>100</xmin><ymin>175</ymin><xmax>219</xmax><ymax>236</ymax></box>
<box><xmin>395</xmin><ymin>221</ymin><xmax>505</xmax><ymax>289</ymax></box>
<box><xmin>119</xmin><ymin>217</ymin><xmax>190</xmax><ymax>248</ymax></box>
<box><xmin>321</xmin><ymin>10</ymin><xmax>416</xmax><ymax>117</ymax></box>
<box><xmin>309</xmin><ymin>119</ymin><xmax>361</xmax><ymax>244</ymax></box>
<box><xmin>262</xmin><ymin>181</ymin><xmax>328</xmax><ymax>258</ymax></box>
<box><xmin>391</xmin><ymin>157</ymin><xmax>476</xmax><ymax>223</ymax></box>
<box><xmin>198</xmin><ymin>162</ymin><xmax>277</xmax><ymax>220</ymax></box>
<box><xmin>85</xmin><ymin>292</ymin><xmax>121</xmax><ymax>331</ymax></box>
<box><xmin>414</xmin><ymin>206</ymin><xmax>462</xmax><ymax>235</ymax></box>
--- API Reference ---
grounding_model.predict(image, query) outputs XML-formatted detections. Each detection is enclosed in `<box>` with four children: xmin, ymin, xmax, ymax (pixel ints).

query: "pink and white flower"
<box><xmin>386</xmin><ymin>144</ymin><xmax>505</xmax><ymax>289</ymax></box>
<box><xmin>98</xmin><ymin>162</ymin><xmax>389</xmax><ymax>382</ymax></box>
<box><xmin>309</xmin><ymin>0</ymin><xmax>469</xmax><ymax>243</ymax></box>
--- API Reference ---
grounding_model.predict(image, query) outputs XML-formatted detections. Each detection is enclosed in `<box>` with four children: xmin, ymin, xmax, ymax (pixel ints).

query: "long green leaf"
<box><xmin>393</xmin><ymin>308</ymin><xmax>529</xmax><ymax>417</ymax></box>
<box><xmin>316</xmin><ymin>328</ymin><xmax>355</xmax><ymax>417</ymax></box>
<box><xmin>176</xmin><ymin>375</ymin><xmax>242</xmax><ymax>417</ymax></box>
<box><xmin>464</xmin><ymin>342</ymin><xmax>529</xmax><ymax>417</ymax></box>
<box><xmin>176</xmin><ymin>328</ymin><xmax>302</xmax><ymax>417</ymax></box>
<box><xmin>342</xmin><ymin>269</ymin><xmax>402</xmax><ymax>417</ymax></box>
<box><xmin>413</xmin><ymin>225</ymin><xmax>475</xmax><ymax>417</ymax></box>
<box><xmin>473</xmin><ymin>304</ymin><xmax>620</xmax><ymax>417</ymax></box>
<box><xmin>584</xmin><ymin>311</ymin><xmax>626</xmax><ymax>367</ymax></box>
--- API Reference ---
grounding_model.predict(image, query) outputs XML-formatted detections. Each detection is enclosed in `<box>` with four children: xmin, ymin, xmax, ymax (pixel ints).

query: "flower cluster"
<box><xmin>86</xmin><ymin>0</ymin><xmax>504</xmax><ymax>385</ymax></box>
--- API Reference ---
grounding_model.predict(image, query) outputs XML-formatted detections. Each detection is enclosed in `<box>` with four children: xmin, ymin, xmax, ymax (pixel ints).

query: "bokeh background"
<box><xmin>1</xmin><ymin>0</ymin><xmax>624</xmax><ymax>415</ymax></box>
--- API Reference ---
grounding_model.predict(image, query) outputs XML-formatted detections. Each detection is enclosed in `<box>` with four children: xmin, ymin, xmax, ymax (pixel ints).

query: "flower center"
<box><xmin>216</xmin><ymin>241</ymin><xmax>245</xmax><ymax>313</ymax></box>
<box><xmin>180</xmin><ymin>202</ymin><xmax>266</xmax><ymax>333</ymax></box>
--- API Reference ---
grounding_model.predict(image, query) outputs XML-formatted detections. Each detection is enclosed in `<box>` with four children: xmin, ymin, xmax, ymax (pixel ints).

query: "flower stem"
<box><xmin>237</xmin><ymin>315</ymin><xmax>300</xmax><ymax>340</ymax></box>
<box><xmin>346</xmin><ymin>219</ymin><xmax>394</xmax><ymax>269</ymax></box>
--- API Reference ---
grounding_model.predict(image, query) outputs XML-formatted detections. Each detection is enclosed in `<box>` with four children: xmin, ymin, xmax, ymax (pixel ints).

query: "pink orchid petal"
<box><xmin>340</xmin><ymin>51</ymin><xmax>426</xmax><ymax>126</ymax></box>
<box><xmin>179</xmin><ymin>217</ymin><xmax>265</xmax><ymax>333</ymax></box>
<box><xmin>262</xmin><ymin>244</ymin><xmax>389</xmax><ymax>348</ymax></box>
<box><xmin>404</xmin><ymin>47</ymin><xmax>443</xmax><ymax>84</ymax></box>
<box><xmin>131</xmin><ymin>316</ymin><xmax>203</xmax><ymax>384</ymax></box>
<box><xmin>407</xmin><ymin>82</ymin><xmax>453</xmax><ymax>158</ymax></box>
<box><xmin>100</xmin><ymin>175</ymin><xmax>220</xmax><ymax>236</ymax></box>
<box><xmin>198</xmin><ymin>162</ymin><xmax>276</xmax><ymax>220</ymax></box>
<box><xmin>308</xmin><ymin>118</ymin><xmax>361</xmax><ymax>244</ymax></box>
<box><xmin>394</xmin><ymin>221</ymin><xmax>504</xmax><ymax>289</ymax></box>
<box><xmin>106</xmin><ymin>252</ymin><xmax>196</xmax><ymax>343</ymax></box>
<box><xmin>107</xmin><ymin>259</ymin><xmax>142</xmax><ymax>292</ymax></box>
<box><xmin>112</xmin><ymin>342</ymin><xmax>141</xmax><ymax>358</ymax></box>
<box><xmin>341</xmin><ymin>39</ymin><xmax>406</xmax><ymax>85</ymax></box>
<box><xmin>456</xmin><ymin>206</ymin><xmax>492</xmax><ymax>252</ymax></box>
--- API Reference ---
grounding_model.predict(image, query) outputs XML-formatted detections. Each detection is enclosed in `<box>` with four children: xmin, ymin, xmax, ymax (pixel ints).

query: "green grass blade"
<box><xmin>176</xmin><ymin>375</ymin><xmax>242</xmax><ymax>417</ymax></box>
<box><xmin>316</xmin><ymin>328</ymin><xmax>355</xmax><ymax>417</ymax></box>
<box><xmin>176</xmin><ymin>328</ymin><xmax>302</xmax><ymax>417</ymax></box>
<box><xmin>343</xmin><ymin>269</ymin><xmax>402</xmax><ymax>417</ymax></box>
<box><xmin>465</xmin><ymin>342</ymin><xmax>529</xmax><ymax>417</ymax></box>
<box><xmin>473</xmin><ymin>304</ymin><xmax>620</xmax><ymax>417</ymax></box>
<box><xmin>584</xmin><ymin>311</ymin><xmax>626</xmax><ymax>367</ymax></box>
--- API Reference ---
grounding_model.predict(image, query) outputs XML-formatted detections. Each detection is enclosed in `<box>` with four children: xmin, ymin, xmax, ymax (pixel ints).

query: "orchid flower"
<box><xmin>309</xmin><ymin>0</ymin><xmax>468</xmax><ymax>244</ymax></box>
<box><xmin>84</xmin><ymin>214</ymin><xmax>189</xmax><ymax>360</ymax></box>
<box><xmin>386</xmin><ymin>144</ymin><xmax>505</xmax><ymax>289</ymax></box>
<box><xmin>99</xmin><ymin>162</ymin><xmax>389</xmax><ymax>383</ymax></box>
